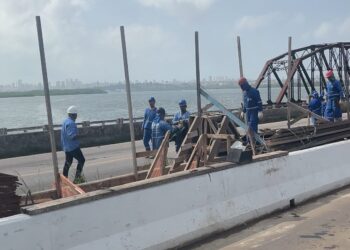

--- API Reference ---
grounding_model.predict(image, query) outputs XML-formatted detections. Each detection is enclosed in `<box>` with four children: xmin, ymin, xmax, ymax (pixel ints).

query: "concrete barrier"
<box><xmin>0</xmin><ymin>122</ymin><xmax>143</xmax><ymax>159</ymax></box>
<box><xmin>1</xmin><ymin>140</ymin><xmax>350</xmax><ymax>249</ymax></box>
<box><xmin>0</xmin><ymin>106</ymin><xmax>308</xmax><ymax>159</ymax></box>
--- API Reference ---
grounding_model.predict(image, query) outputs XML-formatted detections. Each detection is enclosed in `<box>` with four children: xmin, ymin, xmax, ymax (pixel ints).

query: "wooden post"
<box><xmin>342</xmin><ymin>45</ymin><xmax>350</xmax><ymax>120</ymax></box>
<box><xmin>202</xmin><ymin>134</ymin><xmax>207</xmax><ymax>166</ymax></box>
<box><xmin>237</xmin><ymin>36</ymin><xmax>244</xmax><ymax>77</ymax></box>
<box><xmin>35</xmin><ymin>16</ymin><xmax>62</xmax><ymax>198</ymax></box>
<box><xmin>287</xmin><ymin>37</ymin><xmax>292</xmax><ymax>129</ymax></box>
<box><xmin>120</xmin><ymin>26</ymin><xmax>138</xmax><ymax>180</ymax></box>
<box><xmin>195</xmin><ymin>31</ymin><xmax>202</xmax><ymax>118</ymax></box>
<box><xmin>237</xmin><ymin>36</ymin><xmax>247</xmax><ymax>125</ymax></box>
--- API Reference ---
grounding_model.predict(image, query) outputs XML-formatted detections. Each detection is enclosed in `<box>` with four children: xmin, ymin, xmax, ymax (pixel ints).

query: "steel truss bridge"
<box><xmin>254</xmin><ymin>42</ymin><xmax>350</xmax><ymax>104</ymax></box>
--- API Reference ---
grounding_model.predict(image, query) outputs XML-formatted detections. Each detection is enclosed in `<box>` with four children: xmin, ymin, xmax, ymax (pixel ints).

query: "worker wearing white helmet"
<box><xmin>61</xmin><ymin>106</ymin><xmax>86</xmax><ymax>183</ymax></box>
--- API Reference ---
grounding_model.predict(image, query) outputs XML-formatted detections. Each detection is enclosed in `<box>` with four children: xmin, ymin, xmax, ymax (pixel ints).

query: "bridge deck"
<box><xmin>188</xmin><ymin>186</ymin><xmax>350</xmax><ymax>250</ymax></box>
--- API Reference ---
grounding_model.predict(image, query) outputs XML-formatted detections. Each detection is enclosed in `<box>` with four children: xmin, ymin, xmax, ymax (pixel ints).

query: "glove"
<box><xmin>240</xmin><ymin>112</ymin><xmax>244</xmax><ymax>119</ymax></box>
<box><xmin>258</xmin><ymin>112</ymin><xmax>263</xmax><ymax>120</ymax></box>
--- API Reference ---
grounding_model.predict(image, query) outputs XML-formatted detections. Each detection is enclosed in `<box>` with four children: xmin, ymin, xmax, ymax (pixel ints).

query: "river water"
<box><xmin>0</xmin><ymin>87</ymin><xmax>289</xmax><ymax>128</ymax></box>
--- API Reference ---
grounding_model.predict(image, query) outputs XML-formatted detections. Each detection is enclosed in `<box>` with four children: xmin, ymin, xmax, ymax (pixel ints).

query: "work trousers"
<box><xmin>63</xmin><ymin>147</ymin><xmax>85</xmax><ymax>178</ymax></box>
<box><xmin>143</xmin><ymin>128</ymin><xmax>152</xmax><ymax>151</ymax></box>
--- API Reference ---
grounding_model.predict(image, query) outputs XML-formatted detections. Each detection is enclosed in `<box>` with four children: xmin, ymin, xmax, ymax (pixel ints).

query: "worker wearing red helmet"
<box><xmin>238</xmin><ymin>77</ymin><xmax>263</xmax><ymax>133</ymax></box>
<box><xmin>324</xmin><ymin>70</ymin><xmax>344</xmax><ymax>122</ymax></box>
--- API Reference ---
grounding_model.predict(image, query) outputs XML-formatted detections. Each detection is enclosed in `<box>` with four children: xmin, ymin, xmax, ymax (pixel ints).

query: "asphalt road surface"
<box><xmin>188</xmin><ymin>186</ymin><xmax>350</xmax><ymax>250</ymax></box>
<box><xmin>0</xmin><ymin>140</ymin><xmax>177</xmax><ymax>194</ymax></box>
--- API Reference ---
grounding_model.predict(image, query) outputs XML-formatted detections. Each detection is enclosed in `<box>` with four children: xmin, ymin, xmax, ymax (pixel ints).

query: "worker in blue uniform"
<box><xmin>151</xmin><ymin>107</ymin><xmax>173</xmax><ymax>150</ymax></box>
<box><xmin>142</xmin><ymin>97</ymin><xmax>157</xmax><ymax>151</ymax></box>
<box><xmin>238</xmin><ymin>77</ymin><xmax>263</xmax><ymax>134</ymax></box>
<box><xmin>324</xmin><ymin>70</ymin><xmax>344</xmax><ymax>122</ymax></box>
<box><xmin>61</xmin><ymin>106</ymin><xmax>86</xmax><ymax>184</ymax></box>
<box><xmin>172</xmin><ymin>99</ymin><xmax>191</xmax><ymax>152</ymax></box>
<box><xmin>308</xmin><ymin>90</ymin><xmax>322</xmax><ymax>125</ymax></box>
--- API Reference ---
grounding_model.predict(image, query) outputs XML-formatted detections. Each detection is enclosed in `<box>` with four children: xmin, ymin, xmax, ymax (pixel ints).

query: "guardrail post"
<box><xmin>0</xmin><ymin>128</ymin><xmax>7</xmax><ymax>135</ymax></box>
<box><xmin>82</xmin><ymin>121</ymin><xmax>91</xmax><ymax>127</ymax></box>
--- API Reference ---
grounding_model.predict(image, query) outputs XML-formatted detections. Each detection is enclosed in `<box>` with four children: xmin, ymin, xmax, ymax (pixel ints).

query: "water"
<box><xmin>0</xmin><ymin>87</ymin><xmax>296</xmax><ymax>128</ymax></box>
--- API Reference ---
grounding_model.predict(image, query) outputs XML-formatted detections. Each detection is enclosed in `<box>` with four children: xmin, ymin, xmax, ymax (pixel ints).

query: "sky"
<box><xmin>1</xmin><ymin>0</ymin><xmax>350</xmax><ymax>85</ymax></box>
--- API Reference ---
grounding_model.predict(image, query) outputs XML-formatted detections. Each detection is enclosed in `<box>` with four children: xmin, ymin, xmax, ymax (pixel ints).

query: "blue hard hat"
<box><xmin>148</xmin><ymin>97</ymin><xmax>155</xmax><ymax>102</ymax></box>
<box><xmin>178</xmin><ymin>99</ymin><xmax>187</xmax><ymax>107</ymax></box>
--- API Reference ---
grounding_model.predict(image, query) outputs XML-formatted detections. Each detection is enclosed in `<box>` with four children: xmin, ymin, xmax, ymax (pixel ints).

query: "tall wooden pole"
<box><xmin>195</xmin><ymin>31</ymin><xmax>202</xmax><ymax>117</ymax></box>
<box><xmin>237</xmin><ymin>36</ymin><xmax>244</xmax><ymax>77</ymax></box>
<box><xmin>120</xmin><ymin>26</ymin><xmax>138</xmax><ymax>180</ymax></box>
<box><xmin>35</xmin><ymin>16</ymin><xmax>62</xmax><ymax>198</ymax></box>
<box><xmin>237</xmin><ymin>36</ymin><xmax>247</xmax><ymax>125</ymax></box>
<box><xmin>287</xmin><ymin>36</ymin><xmax>292</xmax><ymax>129</ymax></box>
<box><xmin>342</xmin><ymin>45</ymin><xmax>350</xmax><ymax>120</ymax></box>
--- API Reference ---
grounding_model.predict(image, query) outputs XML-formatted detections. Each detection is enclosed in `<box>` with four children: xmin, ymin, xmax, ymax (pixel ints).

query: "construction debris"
<box><xmin>0</xmin><ymin>173</ymin><xmax>21</xmax><ymax>218</ymax></box>
<box><xmin>264</xmin><ymin>119</ymin><xmax>350</xmax><ymax>151</ymax></box>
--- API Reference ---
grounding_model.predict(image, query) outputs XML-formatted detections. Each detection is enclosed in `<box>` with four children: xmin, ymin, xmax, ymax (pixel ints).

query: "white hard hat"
<box><xmin>67</xmin><ymin>106</ymin><xmax>78</xmax><ymax>114</ymax></box>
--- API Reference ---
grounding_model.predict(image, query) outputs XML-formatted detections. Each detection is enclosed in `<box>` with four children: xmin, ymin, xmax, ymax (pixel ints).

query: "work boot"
<box><xmin>73</xmin><ymin>172</ymin><xmax>86</xmax><ymax>184</ymax></box>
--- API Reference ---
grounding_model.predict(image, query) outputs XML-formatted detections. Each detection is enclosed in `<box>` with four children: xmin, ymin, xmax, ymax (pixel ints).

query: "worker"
<box><xmin>238</xmin><ymin>77</ymin><xmax>263</xmax><ymax>134</ymax></box>
<box><xmin>142</xmin><ymin>97</ymin><xmax>157</xmax><ymax>151</ymax></box>
<box><xmin>151</xmin><ymin>107</ymin><xmax>173</xmax><ymax>150</ymax></box>
<box><xmin>172</xmin><ymin>99</ymin><xmax>191</xmax><ymax>152</ymax></box>
<box><xmin>308</xmin><ymin>90</ymin><xmax>322</xmax><ymax>125</ymax></box>
<box><xmin>61</xmin><ymin>106</ymin><xmax>86</xmax><ymax>184</ymax></box>
<box><xmin>324</xmin><ymin>70</ymin><xmax>344</xmax><ymax>122</ymax></box>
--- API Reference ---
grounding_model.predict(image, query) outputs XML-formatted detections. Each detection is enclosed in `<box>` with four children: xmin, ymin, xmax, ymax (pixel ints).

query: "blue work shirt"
<box><xmin>142</xmin><ymin>107</ymin><xmax>157</xmax><ymax>130</ymax></box>
<box><xmin>308</xmin><ymin>97</ymin><xmax>322</xmax><ymax>116</ymax></box>
<box><xmin>325</xmin><ymin>79</ymin><xmax>344</xmax><ymax>120</ymax></box>
<box><xmin>61</xmin><ymin>117</ymin><xmax>79</xmax><ymax>152</ymax></box>
<box><xmin>172</xmin><ymin>111</ymin><xmax>190</xmax><ymax>124</ymax></box>
<box><xmin>241</xmin><ymin>82</ymin><xmax>263</xmax><ymax>133</ymax></box>
<box><xmin>241</xmin><ymin>83</ymin><xmax>263</xmax><ymax>114</ymax></box>
<box><xmin>151</xmin><ymin>116</ymin><xmax>172</xmax><ymax>149</ymax></box>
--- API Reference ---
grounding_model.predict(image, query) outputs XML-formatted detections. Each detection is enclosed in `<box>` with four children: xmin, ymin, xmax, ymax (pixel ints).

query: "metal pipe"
<box><xmin>195</xmin><ymin>31</ymin><xmax>202</xmax><ymax>117</ymax></box>
<box><xmin>35</xmin><ymin>16</ymin><xmax>62</xmax><ymax>198</ymax></box>
<box><xmin>287</xmin><ymin>37</ymin><xmax>292</xmax><ymax>129</ymax></box>
<box><xmin>120</xmin><ymin>26</ymin><xmax>138</xmax><ymax>180</ymax></box>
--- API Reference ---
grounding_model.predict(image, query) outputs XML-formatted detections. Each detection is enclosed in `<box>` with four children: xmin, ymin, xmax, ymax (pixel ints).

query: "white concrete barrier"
<box><xmin>1</xmin><ymin>140</ymin><xmax>350</xmax><ymax>250</ymax></box>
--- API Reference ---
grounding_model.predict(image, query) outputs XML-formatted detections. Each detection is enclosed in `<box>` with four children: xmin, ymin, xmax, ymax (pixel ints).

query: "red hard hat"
<box><xmin>238</xmin><ymin>77</ymin><xmax>247</xmax><ymax>85</ymax></box>
<box><xmin>325</xmin><ymin>70</ymin><xmax>333</xmax><ymax>78</ymax></box>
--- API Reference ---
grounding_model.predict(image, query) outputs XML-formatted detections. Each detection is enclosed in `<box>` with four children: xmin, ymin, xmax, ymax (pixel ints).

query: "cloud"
<box><xmin>337</xmin><ymin>17</ymin><xmax>350</xmax><ymax>35</ymax></box>
<box><xmin>234</xmin><ymin>12</ymin><xmax>281</xmax><ymax>31</ymax></box>
<box><xmin>98</xmin><ymin>24</ymin><xmax>181</xmax><ymax>80</ymax></box>
<box><xmin>0</xmin><ymin>0</ymin><xmax>96</xmax><ymax>82</ymax></box>
<box><xmin>306</xmin><ymin>18</ymin><xmax>350</xmax><ymax>41</ymax></box>
<box><xmin>313</xmin><ymin>22</ymin><xmax>332</xmax><ymax>38</ymax></box>
<box><xmin>139</xmin><ymin>0</ymin><xmax>216</xmax><ymax>11</ymax></box>
<box><xmin>0</xmin><ymin>0</ymin><xmax>92</xmax><ymax>54</ymax></box>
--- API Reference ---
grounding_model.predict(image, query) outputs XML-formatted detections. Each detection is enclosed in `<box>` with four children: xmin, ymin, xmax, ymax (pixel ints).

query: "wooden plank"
<box><xmin>135</xmin><ymin>150</ymin><xmax>157</xmax><ymax>158</ymax></box>
<box><xmin>59</xmin><ymin>174</ymin><xmax>85</xmax><ymax>198</ymax></box>
<box><xmin>207</xmin><ymin>134</ymin><xmax>235</xmax><ymax>140</ymax></box>
<box><xmin>187</xmin><ymin>130</ymin><xmax>199</xmax><ymax>139</ymax></box>
<box><xmin>181</xmin><ymin>143</ymin><xmax>194</xmax><ymax>151</ymax></box>
<box><xmin>169</xmin><ymin>116</ymin><xmax>201</xmax><ymax>173</ymax></box>
<box><xmin>201</xmin><ymin>103</ymin><xmax>214</xmax><ymax>112</ymax></box>
<box><xmin>252</xmin><ymin>151</ymin><xmax>288</xmax><ymax>161</ymax></box>
<box><xmin>207</xmin><ymin>118</ymin><xmax>218</xmax><ymax>134</ymax></box>
<box><xmin>173</xmin><ymin>154</ymin><xmax>189</xmax><ymax>164</ymax></box>
<box><xmin>185</xmin><ymin>135</ymin><xmax>206</xmax><ymax>170</ymax></box>
<box><xmin>208</xmin><ymin>116</ymin><xmax>228</xmax><ymax>161</ymax></box>
<box><xmin>146</xmin><ymin>131</ymin><xmax>170</xmax><ymax>179</ymax></box>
